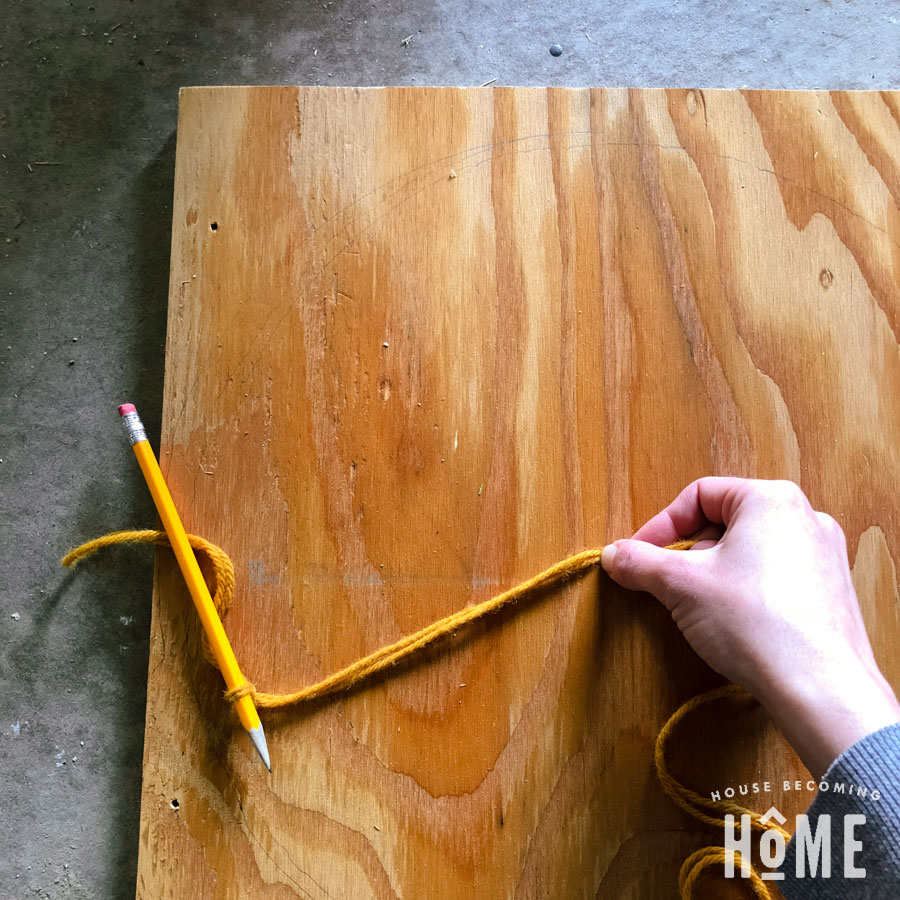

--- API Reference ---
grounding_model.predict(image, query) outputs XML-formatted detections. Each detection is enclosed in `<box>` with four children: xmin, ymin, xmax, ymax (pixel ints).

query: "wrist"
<box><xmin>757</xmin><ymin>659</ymin><xmax>900</xmax><ymax>778</ymax></box>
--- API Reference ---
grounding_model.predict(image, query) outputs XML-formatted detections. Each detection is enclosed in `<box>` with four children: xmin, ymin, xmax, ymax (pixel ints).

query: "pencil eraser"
<box><xmin>118</xmin><ymin>403</ymin><xmax>137</xmax><ymax>417</ymax></box>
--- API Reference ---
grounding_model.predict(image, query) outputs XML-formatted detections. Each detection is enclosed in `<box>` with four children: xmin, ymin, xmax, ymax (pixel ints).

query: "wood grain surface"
<box><xmin>137</xmin><ymin>86</ymin><xmax>900</xmax><ymax>899</ymax></box>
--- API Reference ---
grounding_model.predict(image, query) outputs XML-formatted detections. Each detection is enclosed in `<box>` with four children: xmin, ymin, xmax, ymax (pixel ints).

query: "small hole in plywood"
<box><xmin>170</xmin><ymin>798</ymin><xmax>180</xmax><ymax>810</ymax></box>
<box><xmin>210</xmin><ymin>222</ymin><xmax>218</xmax><ymax>231</ymax></box>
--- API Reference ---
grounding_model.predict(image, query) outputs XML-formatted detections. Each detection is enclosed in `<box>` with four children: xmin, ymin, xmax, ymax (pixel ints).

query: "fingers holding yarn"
<box><xmin>629</xmin><ymin>477</ymin><xmax>747</xmax><ymax>548</ymax></box>
<box><xmin>600</xmin><ymin>538</ymin><xmax>702</xmax><ymax>597</ymax></box>
<box><xmin>684</xmin><ymin>522</ymin><xmax>725</xmax><ymax>551</ymax></box>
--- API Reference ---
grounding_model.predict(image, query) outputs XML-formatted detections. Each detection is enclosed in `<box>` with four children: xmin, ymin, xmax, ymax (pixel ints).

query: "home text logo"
<box><xmin>712</xmin><ymin>779</ymin><xmax>879</xmax><ymax>880</ymax></box>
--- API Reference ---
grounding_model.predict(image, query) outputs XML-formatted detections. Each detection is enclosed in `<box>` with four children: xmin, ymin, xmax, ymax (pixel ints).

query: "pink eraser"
<box><xmin>118</xmin><ymin>403</ymin><xmax>137</xmax><ymax>416</ymax></box>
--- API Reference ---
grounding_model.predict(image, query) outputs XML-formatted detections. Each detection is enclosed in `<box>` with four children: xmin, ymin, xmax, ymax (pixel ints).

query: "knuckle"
<box><xmin>774</xmin><ymin>479</ymin><xmax>806</xmax><ymax>501</ymax></box>
<box><xmin>757</xmin><ymin>478</ymin><xmax>808</xmax><ymax>508</ymax></box>
<box><xmin>816</xmin><ymin>511</ymin><xmax>845</xmax><ymax>539</ymax></box>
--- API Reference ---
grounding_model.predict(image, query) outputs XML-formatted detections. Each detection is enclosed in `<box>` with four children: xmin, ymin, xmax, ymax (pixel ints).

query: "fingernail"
<box><xmin>600</xmin><ymin>543</ymin><xmax>617</xmax><ymax>574</ymax></box>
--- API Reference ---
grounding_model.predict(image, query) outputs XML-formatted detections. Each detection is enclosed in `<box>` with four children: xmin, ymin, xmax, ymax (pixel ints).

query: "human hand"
<box><xmin>600</xmin><ymin>477</ymin><xmax>900</xmax><ymax>777</ymax></box>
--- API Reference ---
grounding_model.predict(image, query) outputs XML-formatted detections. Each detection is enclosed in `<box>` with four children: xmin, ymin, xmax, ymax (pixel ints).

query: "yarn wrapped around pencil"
<box><xmin>63</xmin><ymin>529</ymin><xmax>697</xmax><ymax>707</ymax></box>
<box><xmin>62</xmin><ymin>529</ymin><xmax>789</xmax><ymax>898</ymax></box>
<box><xmin>62</xmin><ymin>529</ymin><xmax>233</xmax><ymax>669</ymax></box>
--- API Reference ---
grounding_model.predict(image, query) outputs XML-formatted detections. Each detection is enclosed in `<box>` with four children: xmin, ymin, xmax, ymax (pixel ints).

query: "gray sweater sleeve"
<box><xmin>781</xmin><ymin>723</ymin><xmax>900</xmax><ymax>898</ymax></box>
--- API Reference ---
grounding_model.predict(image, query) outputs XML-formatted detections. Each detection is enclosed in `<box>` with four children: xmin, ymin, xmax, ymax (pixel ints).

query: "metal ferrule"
<box><xmin>121</xmin><ymin>410</ymin><xmax>148</xmax><ymax>445</ymax></box>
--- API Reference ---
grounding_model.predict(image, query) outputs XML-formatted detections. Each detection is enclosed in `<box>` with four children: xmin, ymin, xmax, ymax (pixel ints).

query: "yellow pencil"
<box><xmin>117</xmin><ymin>403</ymin><xmax>270</xmax><ymax>771</ymax></box>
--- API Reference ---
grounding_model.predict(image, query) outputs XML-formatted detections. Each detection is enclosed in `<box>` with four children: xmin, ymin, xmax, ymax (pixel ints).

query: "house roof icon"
<box><xmin>761</xmin><ymin>806</ymin><xmax>787</xmax><ymax>826</ymax></box>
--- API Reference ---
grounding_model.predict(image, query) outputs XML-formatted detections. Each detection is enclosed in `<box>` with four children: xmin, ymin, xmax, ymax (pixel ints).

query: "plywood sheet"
<box><xmin>137</xmin><ymin>86</ymin><xmax>900</xmax><ymax>899</ymax></box>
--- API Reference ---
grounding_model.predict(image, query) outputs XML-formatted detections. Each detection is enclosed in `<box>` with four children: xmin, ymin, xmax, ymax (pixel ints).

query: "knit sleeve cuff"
<box><xmin>780</xmin><ymin>722</ymin><xmax>900</xmax><ymax>898</ymax></box>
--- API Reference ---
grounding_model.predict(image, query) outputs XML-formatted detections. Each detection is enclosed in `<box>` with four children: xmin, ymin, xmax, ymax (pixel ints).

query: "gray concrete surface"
<box><xmin>2</xmin><ymin>1</ymin><xmax>900</xmax><ymax>897</ymax></box>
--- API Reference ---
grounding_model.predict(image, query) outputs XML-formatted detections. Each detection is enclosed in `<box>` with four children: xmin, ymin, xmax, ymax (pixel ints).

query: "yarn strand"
<box><xmin>63</xmin><ymin>529</ymin><xmax>790</xmax><ymax>897</ymax></box>
<box><xmin>655</xmin><ymin>684</ymin><xmax>792</xmax><ymax>898</ymax></box>
<box><xmin>63</xmin><ymin>529</ymin><xmax>695</xmax><ymax>707</ymax></box>
<box><xmin>236</xmin><ymin>546</ymin><xmax>608</xmax><ymax>707</ymax></box>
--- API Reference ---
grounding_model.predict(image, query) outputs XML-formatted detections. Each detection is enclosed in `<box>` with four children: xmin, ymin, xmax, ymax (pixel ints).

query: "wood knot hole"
<box><xmin>819</xmin><ymin>268</ymin><xmax>834</xmax><ymax>289</ymax></box>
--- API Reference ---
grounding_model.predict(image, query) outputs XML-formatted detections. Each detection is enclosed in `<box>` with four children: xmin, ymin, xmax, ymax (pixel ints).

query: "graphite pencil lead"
<box><xmin>248</xmin><ymin>722</ymin><xmax>271</xmax><ymax>771</ymax></box>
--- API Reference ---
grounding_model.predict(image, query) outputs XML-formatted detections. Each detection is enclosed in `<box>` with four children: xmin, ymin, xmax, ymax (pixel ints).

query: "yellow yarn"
<box><xmin>62</xmin><ymin>529</ymin><xmax>234</xmax><ymax>669</ymax></box>
<box><xmin>678</xmin><ymin>847</ymin><xmax>773</xmax><ymax>899</ymax></box>
<box><xmin>656</xmin><ymin>684</ymin><xmax>792</xmax><ymax>897</ymax></box>
<box><xmin>63</xmin><ymin>529</ymin><xmax>692</xmax><ymax>706</ymax></box>
<box><xmin>62</xmin><ymin>529</ymin><xmax>789</xmax><ymax>897</ymax></box>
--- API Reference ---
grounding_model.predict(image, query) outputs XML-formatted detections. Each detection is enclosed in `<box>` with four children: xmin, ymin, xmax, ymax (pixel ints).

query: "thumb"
<box><xmin>600</xmin><ymin>539</ymin><xmax>695</xmax><ymax>596</ymax></box>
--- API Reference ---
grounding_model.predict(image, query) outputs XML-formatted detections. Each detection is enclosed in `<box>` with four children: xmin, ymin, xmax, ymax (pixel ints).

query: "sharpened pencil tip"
<box><xmin>247</xmin><ymin>722</ymin><xmax>271</xmax><ymax>771</ymax></box>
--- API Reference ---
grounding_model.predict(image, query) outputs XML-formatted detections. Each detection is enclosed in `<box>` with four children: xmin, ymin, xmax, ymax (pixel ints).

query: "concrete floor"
<box><xmin>2</xmin><ymin>1</ymin><xmax>900</xmax><ymax>897</ymax></box>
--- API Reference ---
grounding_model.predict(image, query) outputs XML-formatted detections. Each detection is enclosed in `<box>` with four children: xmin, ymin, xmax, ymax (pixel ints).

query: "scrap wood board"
<box><xmin>138</xmin><ymin>86</ymin><xmax>900</xmax><ymax>899</ymax></box>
